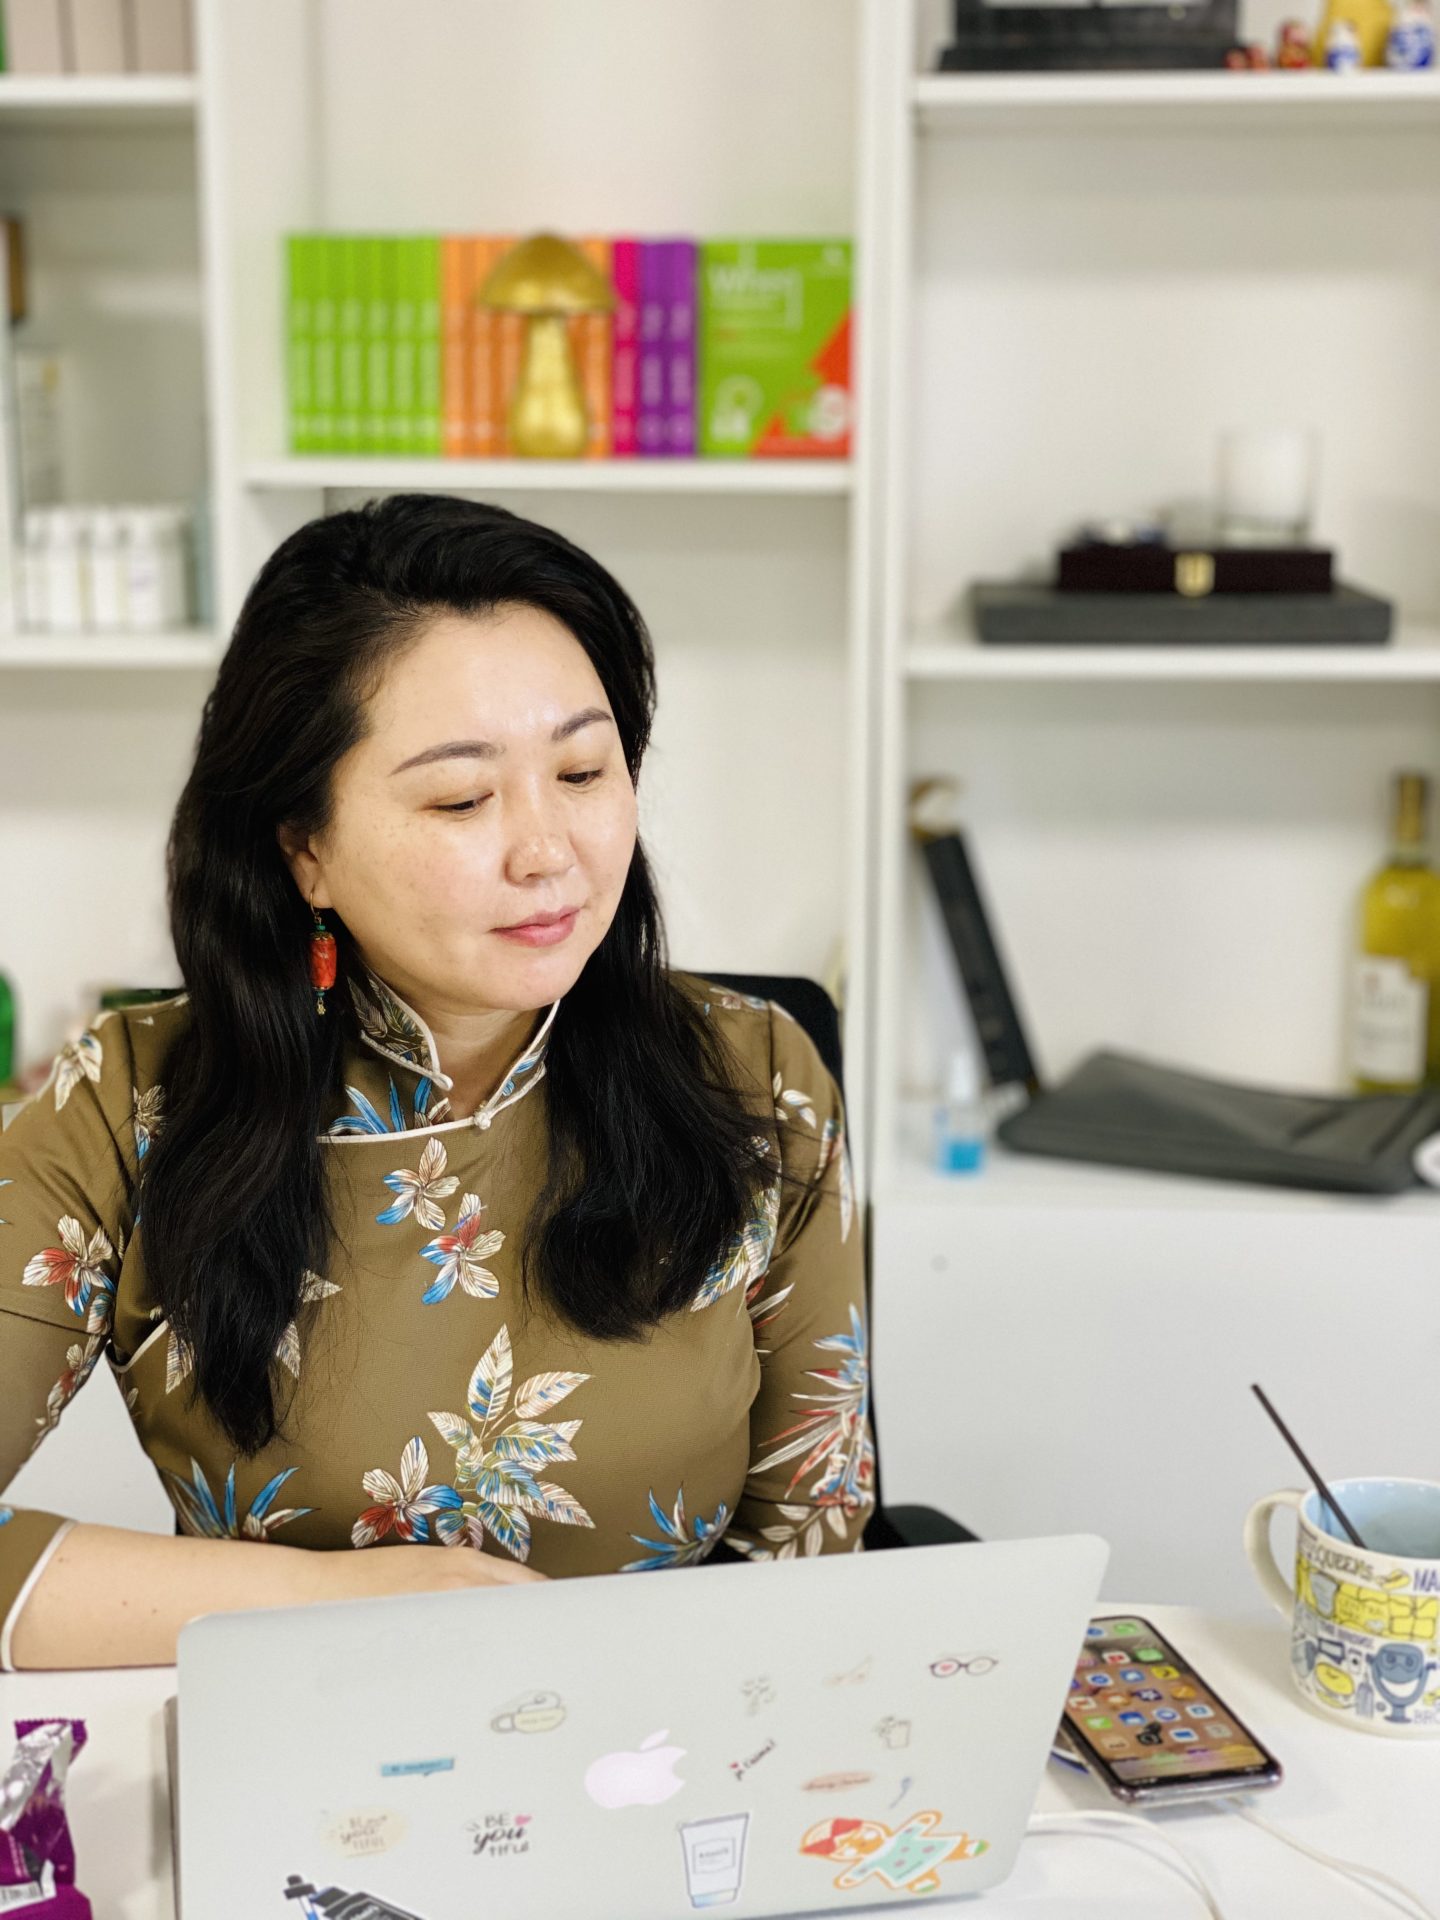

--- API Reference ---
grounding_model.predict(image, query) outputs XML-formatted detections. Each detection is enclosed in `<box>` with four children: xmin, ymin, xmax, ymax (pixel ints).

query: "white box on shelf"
<box><xmin>67</xmin><ymin>0</ymin><xmax>128</xmax><ymax>71</ymax></box>
<box><xmin>3</xmin><ymin>0</ymin><xmax>68</xmax><ymax>72</ymax></box>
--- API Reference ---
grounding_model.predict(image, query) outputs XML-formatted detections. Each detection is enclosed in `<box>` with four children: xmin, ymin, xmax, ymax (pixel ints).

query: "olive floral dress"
<box><xmin>0</xmin><ymin>966</ymin><xmax>874</xmax><ymax>1668</ymax></box>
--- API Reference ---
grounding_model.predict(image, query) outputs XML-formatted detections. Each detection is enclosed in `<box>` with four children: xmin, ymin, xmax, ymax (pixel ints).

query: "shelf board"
<box><xmin>914</xmin><ymin>68</ymin><xmax>1440</xmax><ymax>133</ymax></box>
<box><xmin>243</xmin><ymin>457</ymin><xmax>854</xmax><ymax>496</ymax></box>
<box><xmin>904</xmin><ymin>619</ymin><xmax>1440</xmax><ymax>683</ymax></box>
<box><xmin>0</xmin><ymin>74</ymin><xmax>198</xmax><ymax>132</ymax></box>
<box><xmin>878</xmin><ymin>1141</ymin><xmax>1440</xmax><ymax>1217</ymax></box>
<box><xmin>0</xmin><ymin>629</ymin><xmax>221</xmax><ymax>668</ymax></box>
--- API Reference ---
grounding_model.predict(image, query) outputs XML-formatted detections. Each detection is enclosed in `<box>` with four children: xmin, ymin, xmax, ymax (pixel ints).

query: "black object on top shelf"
<box><xmin>1059</xmin><ymin>541</ymin><xmax>1335</xmax><ymax>596</ymax></box>
<box><xmin>938</xmin><ymin>0</ymin><xmax>1241</xmax><ymax>73</ymax></box>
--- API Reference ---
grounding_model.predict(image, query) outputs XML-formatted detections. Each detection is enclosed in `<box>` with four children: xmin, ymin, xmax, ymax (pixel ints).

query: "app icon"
<box><xmin>1087</xmin><ymin>1673</ymin><xmax>1110</xmax><ymax>1688</ymax></box>
<box><xmin>1068</xmin><ymin>1696</ymin><xmax>1088</xmax><ymax>1712</ymax></box>
<box><xmin>1085</xmin><ymin>1716</ymin><xmax>1112</xmax><ymax>1730</ymax></box>
<box><xmin>1152</xmin><ymin>1666</ymin><xmax>1180</xmax><ymax>1680</ymax></box>
<box><xmin>1187</xmin><ymin>1705</ymin><xmax>1214</xmax><ymax>1719</ymax></box>
<box><xmin>1136</xmin><ymin>1689</ymin><xmax>1161</xmax><ymax>1702</ymax></box>
<box><xmin>1103</xmin><ymin>1651</ymin><xmax>1129</xmax><ymax>1666</ymax></box>
<box><xmin>1110</xmin><ymin>1622</ymin><xmax>1140</xmax><ymax>1636</ymax></box>
<box><xmin>1134</xmin><ymin>1648</ymin><xmax>1164</xmax><ymax>1663</ymax></box>
<box><xmin>1119</xmin><ymin>1668</ymin><xmax>1145</xmax><ymax>1684</ymax></box>
<box><xmin>1077</xmin><ymin>1652</ymin><xmax>1096</xmax><ymax>1667</ymax></box>
<box><xmin>1118</xmin><ymin>1711</ymin><xmax>1145</xmax><ymax>1726</ymax></box>
<box><xmin>1101</xmin><ymin>1735</ymin><xmax>1128</xmax><ymax>1754</ymax></box>
<box><xmin>1085</xmin><ymin>1625</ymin><xmax>1105</xmax><ymax>1639</ymax></box>
<box><xmin>1170</xmin><ymin>1728</ymin><xmax>1199</xmax><ymax>1744</ymax></box>
<box><xmin>1170</xmin><ymin>1684</ymin><xmax>1197</xmax><ymax>1701</ymax></box>
<box><xmin>1208</xmin><ymin>1725</ymin><xmax>1232</xmax><ymax>1739</ymax></box>
<box><xmin>1154</xmin><ymin>1708</ymin><xmax>1179</xmax><ymax>1722</ymax></box>
<box><xmin>1105</xmin><ymin>1693</ymin><xmax>1128</xmax><ymax>1707</ymax></box>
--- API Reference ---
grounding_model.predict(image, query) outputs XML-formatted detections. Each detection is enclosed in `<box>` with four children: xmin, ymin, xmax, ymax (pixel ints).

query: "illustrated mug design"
<box><xmin>1244</xmin><ymin>1478</ymin><xmax>1440</xmax><ymax>1737</ymax></box>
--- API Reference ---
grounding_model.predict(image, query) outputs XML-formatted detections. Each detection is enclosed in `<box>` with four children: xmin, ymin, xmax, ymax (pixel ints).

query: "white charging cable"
<box><xmin>1028</xmin><ymin>1796</ymin><xmax>1439</xmax><ymax>1920</ymax></box>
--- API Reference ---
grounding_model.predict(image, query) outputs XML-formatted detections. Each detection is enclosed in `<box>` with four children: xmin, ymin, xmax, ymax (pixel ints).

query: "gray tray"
<box><xmin>972</xmin><ymin>581</ymin><xmax>1393</xmax><ymax>647</ymax></box>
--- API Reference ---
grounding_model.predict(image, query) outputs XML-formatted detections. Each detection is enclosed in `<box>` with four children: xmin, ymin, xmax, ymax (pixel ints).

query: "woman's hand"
<box><xmin>305</xmin><ymin>1541</ymin><xmax>548</xmax><ymax>1602</ymax></box>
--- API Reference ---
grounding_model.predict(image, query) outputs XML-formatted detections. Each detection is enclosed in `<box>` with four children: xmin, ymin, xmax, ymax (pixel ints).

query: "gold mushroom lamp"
<box><xmin>480</xmin><ymin>232</ymin><xmax>615</xmax><ymax>458</ymax></box>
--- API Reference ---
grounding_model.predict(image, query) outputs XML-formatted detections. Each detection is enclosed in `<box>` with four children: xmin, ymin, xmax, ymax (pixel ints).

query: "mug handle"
<box><xmin>1243</xmin><ymin>1488</ymin><xmax>1305</xmax><ymax>1618</ymax></box>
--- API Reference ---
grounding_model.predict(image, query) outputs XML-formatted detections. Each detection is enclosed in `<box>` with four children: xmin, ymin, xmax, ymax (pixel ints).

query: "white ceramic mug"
<box><xmin>1244</xmin><ymin>1477</ymin><xmax>1440</xmax><ymax>1737</ymax></box>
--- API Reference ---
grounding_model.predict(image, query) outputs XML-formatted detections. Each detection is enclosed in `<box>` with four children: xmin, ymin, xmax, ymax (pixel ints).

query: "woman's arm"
<box><xmin>9</xmin><ymin>1518</ymin><xmax>543</xmax><ymax>1671</ymax></box>
<box><xmin>722</xmin><ymin>1004</ymin><xmax>877</xmax><ymax>1561</ymax></box>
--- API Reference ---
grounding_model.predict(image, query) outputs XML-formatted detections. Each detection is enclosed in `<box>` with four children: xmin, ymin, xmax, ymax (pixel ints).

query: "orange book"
<box><xmin>489</xmin><ymin>234</ymin><xmax>524</xmax><ymax>457</ymax></box>
<box><xmin>567</xmin><ymin>235</ymin><xmax>612</xmax><ymax>459</ymax></box>
<box><xmin>441</xmin><ymin>236</ymin><xmax>470</xmax><ymax>459</ymax></box>
<box><xmin>468</xmin><ymin>238</ymin><xmax>501</xmax><ymax>458</ymax></box>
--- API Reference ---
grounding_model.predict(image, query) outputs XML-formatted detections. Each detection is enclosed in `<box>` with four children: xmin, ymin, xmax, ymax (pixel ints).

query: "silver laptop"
<box><xmin>175</xmin><ymin>1533</ymin><xmax>1107</xmax><ymax>1919</ymax></box>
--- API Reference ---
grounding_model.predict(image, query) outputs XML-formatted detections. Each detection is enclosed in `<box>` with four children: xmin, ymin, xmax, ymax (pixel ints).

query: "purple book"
<box><xmin>636</xmin><ymin>239</ymin><xmax>668</xmax><ymax>457</ymax></box>
<box><xmin>664</xmin><ymin>238</ymin><xmax>696</xmax><ymax>456</ymax></box>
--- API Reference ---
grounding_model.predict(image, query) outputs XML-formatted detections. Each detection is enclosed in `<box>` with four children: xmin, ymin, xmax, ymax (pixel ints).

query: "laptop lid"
<box><xmin>176</xmin><ymin>1532</ymin><xmax>1107</xmax><ymax>1919</ymax></box>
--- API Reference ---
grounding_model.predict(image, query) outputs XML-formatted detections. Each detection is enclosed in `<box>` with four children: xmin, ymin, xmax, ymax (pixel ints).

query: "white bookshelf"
<box><xmin>243</xmin><ymin>456</ymin><xmax>854</xmax><ymax>495</ymax></box>
<box><xmin>9</xmin><ymin>0</ymin><xmax>1440</xmax><ymax>1603</ymax></box>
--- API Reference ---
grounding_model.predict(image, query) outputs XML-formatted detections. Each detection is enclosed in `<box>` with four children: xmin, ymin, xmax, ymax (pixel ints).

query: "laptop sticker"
<box><xmin>321</xmin><ymin>1808</ymin><xmax>407</xmax><ymax>1862</ymax></box>
<box><xmin>825</xmin><ymin>1654</ymin><xmax>873</xmax><ymax>1687</ymax></box>
<box><xmin>728</xmin><ymin>1736</ymin><xmax>776</xmax><ymax>1782</ymax></box>
<box><xmin>584</xmin><ymin>1729</ymin><xmax>687</xmax><ymax>1808</ymax></box>
<box><xmin>490</xmin><ymin>1688</ymin><xmax>566</xmax><ymax>1734</ymax></box>
<box><xmin>283</xmin><ymin>1873</ymin><xmax>429</xmax><ymax>1917</ymax></box>
<box><xmin>929</xmin><ymin>1654</ymin><xmax>999</xmax><ymax>1679</ymax></box>
<box><xmin>466</xmin><ymin>1812</ymin><xmax>533</xmax><ymax>1857</ymax></box>
<box><xmin>379</xmin><ymin>1757</ymin><xmax>454</xmax><ymax>1778</ymax></box>
<box><xmin>799</xmin><ymin>1813</ymin><xmax>990</xmax><ymax>1896</ymax></box>
<box><xmin>803</xmin><ymin>1771</ymin><xmax>875</xmax><ymax>1793</ymax></box>
<box><xmin>875</xmin><ymin>1716</ymin><xmax>911</xmax><ymax>1749</ymax></box>
<box><xmin>889</xmin><ymin>1777</ymin><xmax>913</xmax><ymax>1810</ymax></box>
<box><xmin>741</xmin><ymin>1676</ymin><xmax>776</xmax><ymax>1716</ymax></box>
<box><xmin>679</xmin><ymin>1811</ymin><xmax>750</xmax><ymax>1908</ymax></box>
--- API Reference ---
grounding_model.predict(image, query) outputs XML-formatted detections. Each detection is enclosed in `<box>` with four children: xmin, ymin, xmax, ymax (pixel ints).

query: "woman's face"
<box><xmin>287</xmin><ymin>604</ymin><xmax>639</xmax><ymax>1015</ymax></box>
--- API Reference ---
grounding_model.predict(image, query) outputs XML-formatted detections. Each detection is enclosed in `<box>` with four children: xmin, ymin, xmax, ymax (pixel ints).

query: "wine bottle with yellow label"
<box><xmin>1349</xmin><ymin>771</ymin><xmax>1440</xmax><ymax>1093</ymax></box>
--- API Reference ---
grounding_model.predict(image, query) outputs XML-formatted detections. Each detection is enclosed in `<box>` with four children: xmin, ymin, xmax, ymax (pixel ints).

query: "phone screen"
<box><xmin>1060</xmin><ymin>1615</ymin><xmax>1280</xmax><ymax>1793</ymax></box>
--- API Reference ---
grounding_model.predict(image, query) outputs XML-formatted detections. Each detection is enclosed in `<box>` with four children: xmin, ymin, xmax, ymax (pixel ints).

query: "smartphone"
<box><xmin>1056</xmin><ymin>1614</ymin><xmax>1283</xmax><ymax>1804</ymax></box>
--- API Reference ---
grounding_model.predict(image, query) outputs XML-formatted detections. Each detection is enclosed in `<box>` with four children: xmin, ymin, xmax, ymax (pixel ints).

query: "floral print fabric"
<box><xmin>0</xmin><ymin>968</ymin><xmax>874</xmax><ymax>1668</ymax></box>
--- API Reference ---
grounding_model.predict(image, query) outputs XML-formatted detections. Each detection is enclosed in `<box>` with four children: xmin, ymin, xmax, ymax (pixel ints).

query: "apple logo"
<box><xmin>584</xmin><ymin>1729</ymin><xmax>687</xmax><ymax>1809</ymax></box>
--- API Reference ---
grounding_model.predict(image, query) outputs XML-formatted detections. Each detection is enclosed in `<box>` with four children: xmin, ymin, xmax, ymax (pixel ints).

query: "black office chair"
<box><xmin>705</xmin><ymin>971</ymin><xmax>978</xmax><ymax>1554</ymax></box>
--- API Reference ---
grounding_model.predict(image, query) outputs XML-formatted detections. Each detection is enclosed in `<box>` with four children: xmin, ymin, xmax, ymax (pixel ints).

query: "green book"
<box><xmin>312</xmin><ymin>238</ymin><xmax>338</xmax><ymax>451</ymax></box>
<box><xmin>335</xmin><ymin>236</ymin><xmax>365</xmax><ymax>454</ymax></box>
<box><xmin>413</xmin><ymin>235</ymin><xmax>442</xmax><ymax>457</ymax></box>
<box><xmin>361</xmin><ymin>236</ymin><xmax>394</xmax><ymax>454</ymax></box>
<box><xmin>389</xmin><ymin>237</ymin><xmax>419</xmax><ymax>456</ymax></box>
<box><xmin>286</xmin><ymin>235</ymin><xmax>317</xmax><ymax>452</ymax></box>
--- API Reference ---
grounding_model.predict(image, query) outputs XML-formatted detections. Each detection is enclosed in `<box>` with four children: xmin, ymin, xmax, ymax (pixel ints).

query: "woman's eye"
<box><xmin>563</xmin><ymin>769</ymin><xmax>604</xmax><ymax>786</ymax></box>
<box><xmin>435</xmin><ymin>797</ymin><xmax>487</xmax><ymax>815</ymax></box>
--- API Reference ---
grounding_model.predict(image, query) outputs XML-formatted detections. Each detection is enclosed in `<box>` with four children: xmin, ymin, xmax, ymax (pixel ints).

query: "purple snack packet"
<box><xmin>0</xmin><ymin>1721</ymin><xmax>93</xmax><ymax>1918</ymax></box>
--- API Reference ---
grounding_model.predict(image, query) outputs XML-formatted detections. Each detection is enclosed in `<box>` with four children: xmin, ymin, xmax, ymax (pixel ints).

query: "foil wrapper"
<box><xmin>0</xmin><ymin>1722</ymin><xmax>92</xmax><ymax>1918</ymax></box>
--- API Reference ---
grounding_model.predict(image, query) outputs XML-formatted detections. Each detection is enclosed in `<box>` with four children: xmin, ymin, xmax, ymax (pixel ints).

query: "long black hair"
<box><xmin>143</xmin><ymin>493</ymin><xmax>796</xmax><ymax>1456</ymax></box>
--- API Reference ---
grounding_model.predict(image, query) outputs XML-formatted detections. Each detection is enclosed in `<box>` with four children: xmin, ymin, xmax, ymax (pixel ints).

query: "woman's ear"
<box><xmin>275</xmin><ymin>824</ymin><xmax>329</xmax><ymax>909</ymax></box>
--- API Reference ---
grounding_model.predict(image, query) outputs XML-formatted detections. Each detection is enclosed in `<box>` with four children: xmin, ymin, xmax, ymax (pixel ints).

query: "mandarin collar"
<box><xmin>342</xmin><ymin>963</ymin><xmax>560</xmax><ymax>1134</ymax></box>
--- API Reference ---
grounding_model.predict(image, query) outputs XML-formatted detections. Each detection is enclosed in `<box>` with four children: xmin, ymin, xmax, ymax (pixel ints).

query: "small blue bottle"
<box><xmin>934</xmin><ymin>1048</ymin><xmax>987</xmax><ymax>1175</ymax></box>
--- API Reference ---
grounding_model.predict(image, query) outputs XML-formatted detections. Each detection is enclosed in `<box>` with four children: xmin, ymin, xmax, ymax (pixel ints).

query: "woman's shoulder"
<box><xmin>667</xmin><ymin>968</ymin><xmax>834</xmax><ymax>1099</ymax></box>
<box><xmin>15</xmin><ymin>991</ymin><xmax>190</xmax><ymax>1137</ymax></box>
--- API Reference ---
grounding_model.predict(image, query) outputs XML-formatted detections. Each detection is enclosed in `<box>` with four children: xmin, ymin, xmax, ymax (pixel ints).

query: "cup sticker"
<box><xmin>679</xmin><ymin>1812</ymin><xmax>750</xmax><ymax>1907</ymax></box>
<box><xmin>490</xmin><ymin>1689</ymin><xmax>566</xmax><ymax>1735</ymax></box>
<box><xmin>799</xmin><ymin>1812</ymin><xmax>989</xmax><ymax>1896</ymax></box>
<box><xmin>874</xmin><ymin>1716</ymin><xmax>911</xmax><ymax>1749</ymax></box>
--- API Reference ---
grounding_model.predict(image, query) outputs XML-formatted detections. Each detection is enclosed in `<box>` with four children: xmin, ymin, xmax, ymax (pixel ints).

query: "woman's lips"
<box><xmin>493</xmin><ymin>909</ymin><xmax>579</xmax><ymax>948</ymax></box>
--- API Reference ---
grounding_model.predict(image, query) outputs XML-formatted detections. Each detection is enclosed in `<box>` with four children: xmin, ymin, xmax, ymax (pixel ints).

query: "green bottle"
<box><xmin>0</xmin><ymin>970</ymin><xmax>14</xmax><ymax>1087</ymax></box>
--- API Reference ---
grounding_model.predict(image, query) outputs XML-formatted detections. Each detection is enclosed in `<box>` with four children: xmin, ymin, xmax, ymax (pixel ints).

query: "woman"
<box><xmin>0</xmin><ymin>493</ymin><xmax>874</xmax><ymax>1670</ymax></box>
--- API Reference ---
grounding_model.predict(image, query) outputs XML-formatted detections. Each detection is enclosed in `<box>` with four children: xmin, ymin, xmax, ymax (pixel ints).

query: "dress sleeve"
<box><xmin>0</xmin><ymin>1014</ymin><xmax>138</xmax><ymax>1669</ymax></box>
<box><xmin>723</xmin><ymin>1001</ymin><xmax>877</xmax><ymax>1561</ymax></box>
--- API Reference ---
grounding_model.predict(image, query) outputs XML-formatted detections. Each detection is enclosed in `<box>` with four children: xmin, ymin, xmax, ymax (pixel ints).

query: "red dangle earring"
<box><xmin>308</xmin><ymin>901</ymin><xmax>337</xmax><ymax>1016</ymax></box>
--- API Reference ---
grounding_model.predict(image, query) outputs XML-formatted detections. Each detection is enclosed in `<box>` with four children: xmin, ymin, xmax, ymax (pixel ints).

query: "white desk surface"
<box><xmin>4</xmin><ymin>1604</ymin><xmax>1436</xmax><ymax>1918</ymax></box>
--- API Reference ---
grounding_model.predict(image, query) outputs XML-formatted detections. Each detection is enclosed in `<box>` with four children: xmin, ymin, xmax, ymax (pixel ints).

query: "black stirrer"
<box><xmin>1251</xmin><ymin>1383</ymin><xmax>1367</xmax><ymax>1551</ymax></box>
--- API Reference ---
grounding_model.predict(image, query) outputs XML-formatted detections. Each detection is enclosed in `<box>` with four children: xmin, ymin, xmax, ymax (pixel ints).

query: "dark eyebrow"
<box><xmin>390</xmin><ymin>708</ymin><xmax>613</xmax><ymax>775</ymax></box>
